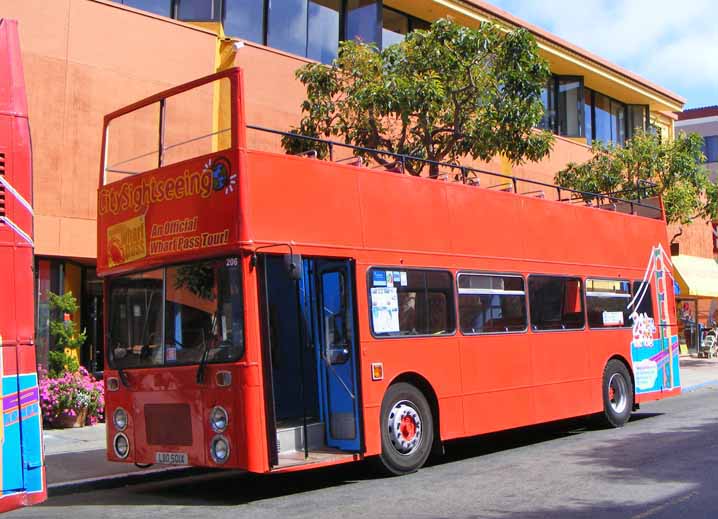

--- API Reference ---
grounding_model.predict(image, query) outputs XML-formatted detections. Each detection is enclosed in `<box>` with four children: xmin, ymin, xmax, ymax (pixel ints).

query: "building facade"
<box><xmin>3</xmin><ymin>0</ymin><xmax>686</xmax><ymax>371</ymax></box>
<box><xmin>672</xmin><ymin>106</ymin><xmax>718</xmax><ymax>351</ymax></box>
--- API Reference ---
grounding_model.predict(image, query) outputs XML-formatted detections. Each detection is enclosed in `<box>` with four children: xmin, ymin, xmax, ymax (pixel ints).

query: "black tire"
<box><xmin>597</xmin><ymin>359</ymin><xmax>634</xmax><ymax>428</ymax></box>
<box><xmin>378</xmin><ymin>382</ymin><xmax>434</xmax><ymax>475</ymax></box>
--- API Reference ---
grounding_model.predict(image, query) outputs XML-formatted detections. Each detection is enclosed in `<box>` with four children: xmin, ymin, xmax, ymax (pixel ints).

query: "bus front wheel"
<box><xmin>378</xmin><ymin>382</ymin><xmax>434</xmax><ymax>475</ymax></box>
<box><xmin>599</xmin><ymin>359</ymin><xmax>634</xmax><ymax>428</ymax></box>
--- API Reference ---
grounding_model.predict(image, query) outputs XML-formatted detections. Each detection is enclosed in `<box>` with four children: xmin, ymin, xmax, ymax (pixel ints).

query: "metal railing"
<box><xmin>246</xmin><ymin>124</ymin><xmax>664</xmax><ymax>220</ymax></box>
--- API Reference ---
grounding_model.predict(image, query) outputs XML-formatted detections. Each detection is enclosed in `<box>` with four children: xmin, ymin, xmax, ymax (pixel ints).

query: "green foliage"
<box><xmin>48</xmin><ymin>350</ymin><xmax>80</xmax><ymax>378</ymax></box>
<box><xmin>282</xmin><ymin>17</ymin><xmax>554</xmax><ymax>177</ymax></box>
<box><xmin>174</xmin><ymin>263</ymin><xmax>215</xmax><ymax>300</ymax></box>
<box><xmin>48</xmin><ymin>291</ymin><xmax>87</xmax><ymax>350</ymax></box>
<box><xmin>555</xmin><ymin>131</ymin><xmax>715</xmax><ymax>225</ymax></box>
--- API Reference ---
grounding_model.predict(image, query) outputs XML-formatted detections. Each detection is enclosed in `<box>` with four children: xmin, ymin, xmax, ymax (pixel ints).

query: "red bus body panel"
<box><xmin>98</xmin><ymin>68</ymin><xmax>679</xmax><ymax>473</ymax></box>
<box><xmin>0</xmin><ymin>18</ymin><xmax>46</xmax><ymax>512</ymax></box>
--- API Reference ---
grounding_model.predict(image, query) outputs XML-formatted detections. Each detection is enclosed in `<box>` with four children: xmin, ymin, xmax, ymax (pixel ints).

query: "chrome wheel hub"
<box><xmin>387</xmin><ymin>400</ymin><xmax>422</xmax><ymax>455</ymax></box>
<box><xmin>608</xmin><ymin>373</ymin><xmax>628</xmax><ymax>414</ymax></box>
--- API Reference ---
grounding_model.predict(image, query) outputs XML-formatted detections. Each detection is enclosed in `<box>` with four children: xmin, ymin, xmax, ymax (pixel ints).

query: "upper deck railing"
<box><xmin>246</xmin><ymin>124</ymin><xmax>664</xmax><ymax>220</ymax></box>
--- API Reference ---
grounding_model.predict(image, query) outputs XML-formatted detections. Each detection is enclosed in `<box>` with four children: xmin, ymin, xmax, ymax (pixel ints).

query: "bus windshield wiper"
<box><xmin>196</xmin><ymin>340</ymin><xmax>210</xmax><ymax>385</ymax></box>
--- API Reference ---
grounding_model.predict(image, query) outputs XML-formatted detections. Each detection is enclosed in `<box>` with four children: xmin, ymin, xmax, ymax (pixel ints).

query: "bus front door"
<box><xmin>316</xmin><ymin>260</ymin><xmax>361</xmax><ymax>452</ymax></box>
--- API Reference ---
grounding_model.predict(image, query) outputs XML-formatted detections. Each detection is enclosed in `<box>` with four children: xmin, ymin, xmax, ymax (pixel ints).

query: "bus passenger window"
<box><xmin>368</xmin><ymin>268</ymin><xmax>455</xmax><ymax>337</ymax></box>
<box><xmin>528</xmin><ymin>276</ymin><xmax>585</xmax><ymax>331</ymax></box>
<box><xmin>457</xmin><ymin>273</ymin><xmax>527</xmax><ymax>334</ymax></box>
<box><xmin>632</xmin><ymin>281</ymin><xmax>654</xmax><ymax>319</ymax></box>
<box><xmin>586</xmin><ymin>279</ymin><xmax>631</xmax><ymax>328</ymax></box>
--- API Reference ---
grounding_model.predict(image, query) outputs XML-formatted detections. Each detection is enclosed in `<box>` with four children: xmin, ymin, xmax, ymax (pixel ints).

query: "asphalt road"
<box><xmin>9</xmin><ymin>385</ymin><xmax>718</xmax><ymax>519</ymax></box>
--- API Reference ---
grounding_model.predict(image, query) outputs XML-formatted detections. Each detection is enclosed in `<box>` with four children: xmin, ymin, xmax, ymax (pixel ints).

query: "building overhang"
<box><xmin>672</xmin><ymin>255</ymin><xmax>718</xmax><ymax>299</ymax></box>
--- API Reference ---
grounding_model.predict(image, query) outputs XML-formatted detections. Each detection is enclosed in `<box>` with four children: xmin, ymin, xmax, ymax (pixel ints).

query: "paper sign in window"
<box><xmin>371</xmin><ymin>287</ymin><xmax>400</xmax><ymax>333</ymax></box>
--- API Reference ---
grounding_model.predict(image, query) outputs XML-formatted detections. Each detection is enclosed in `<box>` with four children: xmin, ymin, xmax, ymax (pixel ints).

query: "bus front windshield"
<box><xmin>107</xmin><ymin>258</ymin><xmax>244</xmax><ymax>369</ymax></box>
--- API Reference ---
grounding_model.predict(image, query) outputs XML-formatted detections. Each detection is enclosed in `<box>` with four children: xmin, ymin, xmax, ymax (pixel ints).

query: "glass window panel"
<box><xmin>122</xmin><ymin>0</ymin><xmax>172</xmax><ymax>17</ymax></box>
<box><xmin>627</xmin><ymin>105</ymin><xmax>648</xmax><ymax>139</ymax></box>
<box><xmin>704</xmin><ymin>135</ymin><xmax>718</xmax><ymax>163</ymax></box>
<box><xmin>584</xmin><ymin>88</ymin><xmax>593</xmax><ymax>144</ymax></box>
<box><xmin>586</xmin><ymin>278</ymin><xmax>631</xmax><ymax>328</ymax></box>
<box><xmin>557</xmin><ymin>77</ymin><xmax>582</xmax><ymax>137</ymax></box>
<box><xmin>539</xmin><ymin>77</ymin><xmax>555</xmax><ymax>131</ymax></box>
<box><xmin>410</xmin><ymin>18</ymin><xmax>431</xmax><ymax>31</ymax></box>
<box><xmin>529</xmin><ymin>276</ymin><xmax>585</xmax><ymax>330</ymax></box>
<box><xmin>382</xmin><ymin>8</ymin><xmax>408</xmax><ymax>48</ymax></box>
<box><xmin>594</xmin><ymin>92</ymin><xmax>612</xmax><ymax>144</ymax></box>
<box><xmin>223</xmin><ymin>0</ymin><xmax>265</xmax><ymax>44</ymax></box>
<box><xmin>458</xmin><ymin>274</ymin><xmax>527</xmax><ymax>334</ymax></box>
<box><xmin>369</xmin><ymin>268</ymin><xmax>455</xmax><ymax>337</ymax></box>
<box><xmin>307</xmin><ymin>0</ymin><xmax>340</xmax><ymax>63</ymax></box>
<box><xmin>176</xmin><ymin>0</ymin><xmax>221</xmax><ymax>20</ymax></box>
<box><xmin>632</xmin><ymin>281</ymin><xmax>654</xmax><ymax>319</ymax></box>
<box><xmin>611</xmin><ymin>99</ymin><xmax>626</xmax><ymax>145</ymax></box>
<box><xmin>345</xmin><ymin>0</ymin><xmax>380</xmax><ymax>45</ymax></box>
<box><xmin>267</xmin><ymin>0</ymin><xmax>308</xmax><ymax>56</ymax></box>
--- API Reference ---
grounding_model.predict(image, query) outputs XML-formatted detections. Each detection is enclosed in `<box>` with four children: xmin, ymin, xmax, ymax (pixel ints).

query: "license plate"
<box><xmin>155</xmin><ymin>452</ymin><xmax>188</xmax><ymax>465</ymax></box>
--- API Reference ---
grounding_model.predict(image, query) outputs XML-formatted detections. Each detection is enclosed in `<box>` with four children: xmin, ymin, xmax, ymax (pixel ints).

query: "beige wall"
<box><xmin>5</xmin><ymin>0</ymin><xmax>218</xmax><ymax>259</ymax></box>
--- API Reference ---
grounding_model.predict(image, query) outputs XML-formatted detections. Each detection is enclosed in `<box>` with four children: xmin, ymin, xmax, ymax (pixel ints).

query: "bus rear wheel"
<box><xmin>378</xmin><ymin>382</ymin><xmax>434</xmax><ymax>476</ymax></box>
<box><xmin>598</xmin><ymin>359</ymin><xmax>634</xmax><ymax>428</ymax></box>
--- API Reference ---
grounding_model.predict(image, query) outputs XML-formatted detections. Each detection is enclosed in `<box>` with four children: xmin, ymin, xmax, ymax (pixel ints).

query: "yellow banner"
<box><xmin>107</xmin><ymin>215</ymin><xmax>147</xmax><ymax>267</ymax></box>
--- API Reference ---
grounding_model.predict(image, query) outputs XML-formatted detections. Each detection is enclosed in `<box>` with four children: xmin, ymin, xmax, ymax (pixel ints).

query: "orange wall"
<box><xmin>668</xmin><ymin>217</ymin><xmax>714</xmax><ymax>258</ymax></box>
<box><xmin>6</xmin><ymin>0</ymin><xmax>218</xmax><ymax>259</ymax></box>
<box><xmin>8</xmin><ymin>1</ymin><xmax>627</xmax><ymax>261</ymax></box>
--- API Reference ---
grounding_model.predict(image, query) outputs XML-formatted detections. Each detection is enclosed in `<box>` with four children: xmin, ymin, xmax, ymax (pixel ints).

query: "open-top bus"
<box><xmin>98</xmin><ymin>68</ymin><xmax>679</xmax><ymax>476</ymax></box>
<box><xmin>0</xmin><ymin>18</ymin><xmax>46</xmax><ymax>511</ymax></box>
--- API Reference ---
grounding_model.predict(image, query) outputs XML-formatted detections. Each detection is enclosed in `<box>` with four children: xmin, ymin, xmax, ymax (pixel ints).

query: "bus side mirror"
<box><xmin>284</xmin><ymin>253</ymin><xmax>303</xmax><ymax>281</ymax></box>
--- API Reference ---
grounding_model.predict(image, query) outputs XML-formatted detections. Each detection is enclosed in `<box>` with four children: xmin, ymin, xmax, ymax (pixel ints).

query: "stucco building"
<box><xmin>3</xmin><ymin>0</ymin><xmax>687</xmax><ymax>370</ymax></box>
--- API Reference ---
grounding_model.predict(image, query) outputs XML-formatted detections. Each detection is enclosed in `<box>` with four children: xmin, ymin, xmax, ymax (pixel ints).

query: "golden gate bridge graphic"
<box><xmin>627</xmin><ymin>244</ymin><xmax>680</xmax><ymax>393</ymax></box>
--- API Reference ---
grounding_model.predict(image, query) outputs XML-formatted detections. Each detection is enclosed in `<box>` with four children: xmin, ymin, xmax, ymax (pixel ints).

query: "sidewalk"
<box><xmin>44</xmin><ymin>424</ymin><xmax>199</xmax><ymax>494</ymax></box>
<box><xmin>42</xmin><ymin>355</ymin><xmax>718</xmax><ymax>494</ymax></box>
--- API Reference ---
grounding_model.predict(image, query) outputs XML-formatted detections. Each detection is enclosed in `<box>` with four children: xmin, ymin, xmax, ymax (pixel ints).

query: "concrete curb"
<box><xmin>48</xmin><ymin>466</ymin><xmax>212</xmax><ymax>496</ymax></box>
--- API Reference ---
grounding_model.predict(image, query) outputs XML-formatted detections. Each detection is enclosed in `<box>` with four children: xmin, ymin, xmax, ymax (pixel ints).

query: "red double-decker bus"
<box><xmin>97</xmin><ymin>68</ymin><xmax>680</xmax><ymax>476</ymax></box>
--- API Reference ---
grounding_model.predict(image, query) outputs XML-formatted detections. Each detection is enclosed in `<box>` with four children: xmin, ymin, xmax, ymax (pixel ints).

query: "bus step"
<box><xmin>276</xmin><ymin>421</ymin><xmax>325</xmax><ymax>454</ymax></box>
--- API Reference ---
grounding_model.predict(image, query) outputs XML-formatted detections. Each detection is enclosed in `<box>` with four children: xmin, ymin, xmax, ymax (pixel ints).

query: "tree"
<box><xmin>555</xmin><ymin>131</ymin><xmax>718</xmax><ymax>226</ymax></box>
<box><xmin>282</xmin><ymin>18</ymin><xmax>554</xmax><ymax>178</ymax></box>
<box><xmin>47</xmin><ymin>291</ymin><xmax>86</xmax><ymax>377</ymax></box>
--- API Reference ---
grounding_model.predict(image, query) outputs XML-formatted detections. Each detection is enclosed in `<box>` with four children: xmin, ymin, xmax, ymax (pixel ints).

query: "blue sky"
<box><xmin>489</xmin><ymin>0</ymin><xmax>718</xmax><ymax>109</ymax></box>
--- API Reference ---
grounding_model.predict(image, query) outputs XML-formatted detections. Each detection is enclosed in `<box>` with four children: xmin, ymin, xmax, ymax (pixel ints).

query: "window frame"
<box><xmin>106</xmin><ymin>255</ymin><xmax>246</xmax><ymax>370</ymax></box>
<box><xmin>456</xmin><ymin>271</ymin><xmax>529</xmax><ymax>336</ymax></box>
<box><xmin>584</xmin><ymin>277</ymin><xmax>633</xmax><ymax>330</ymax></box>
<box><xmin>366</xmin><ymin>266</ymin><xmax>457</xmax><ymax>339</ymax></box>
<box><xmin>527</xmin><ymin>274</ymin><xmax>586</xmax><ymax>333</ymax></box>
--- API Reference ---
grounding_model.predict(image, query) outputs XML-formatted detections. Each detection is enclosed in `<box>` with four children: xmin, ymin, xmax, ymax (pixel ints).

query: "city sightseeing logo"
<box><xmin>207</xmin><ymin>157</ymin><xmax>237</xmax><ymax>195</ymax></box>
<box><xmin>99</xmin><ymin>156</ymin><xmax>236</xmax><ymax>216</ymax></box>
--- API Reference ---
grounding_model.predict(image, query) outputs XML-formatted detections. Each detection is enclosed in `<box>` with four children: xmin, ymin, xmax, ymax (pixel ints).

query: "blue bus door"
<box><xmin>316</xmin><ymin>260</ymin><xmax>361</xmax><ymax>452</ymax></box>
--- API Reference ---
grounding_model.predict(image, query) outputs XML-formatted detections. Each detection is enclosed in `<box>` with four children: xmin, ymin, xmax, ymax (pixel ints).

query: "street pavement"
<box><xmin>13</xmin><ymin>354</ymin><xmax>718</xmax><ymax>518</ymax></box>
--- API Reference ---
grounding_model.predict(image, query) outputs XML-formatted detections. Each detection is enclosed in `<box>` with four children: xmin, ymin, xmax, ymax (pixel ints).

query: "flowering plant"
<box><xmin>38</xmin><ymin>365</ymin><xmax>105</xmax><ymax>427</ymax></box>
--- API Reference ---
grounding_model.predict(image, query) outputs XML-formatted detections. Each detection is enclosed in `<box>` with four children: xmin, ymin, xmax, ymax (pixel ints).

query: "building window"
<box><xmin>368</xmin><ymin>268</ymin><xmax>455</xmax><ymax>337</ymax></box>
<box><xmin>627</xmin><ymin>104</ymin><xmax>649</xmax><ymax>140</ymax></box>
<box><xmin>585</xmin><ymin>279</ymin><xmax>631</xmax><ymax>328</ymax></box>
<box><xmin>345</xmin><ymin>0</ymin><xmax>381</xmax><ymax>46</ymax></box>
<box><xmin>223</xmin><ymin>0</ymin><xmax>265</xmax><ymax>44</ymax></box>
<box><xmin>307</xmin><ymin>0</ymin><xmax>341</xmax><ymax>63</ymax></box>
<box><xmin>121</xmin><ymin>0</ymin><xmax>173</xmax><ymax>17</ymax></box>
<box><xmin>528</xmin><ymin>276</ymin><xmax>585</xmax><ymax>331</ymax></box>
<box><xmin>175</xmin><ymin>0</ymin><xmax>221</xmax><ymax>20</ymax></box>
<box><xmin>703</xmin><ymin>135</ymin><xmax>718</xmax><ymax>163</ymax></box>
<box><xmin>539</xmin><ymin>76</ymin><xmax>584</xmax><ymax>139</ymax></box>
<box><xmin>382</xmin><ymin>7</ymin><xmax>408</xmax><ymax>47</ymax></box>
<box><xmin>585</xmin><ymin>89</ymin><xmax>630</xmax><ymax>146</ymax></box>
<box><xmin>267</xmin><ymin>0</ymin><xmax>309</xmax><ymax>56</ymax></box>
<box><xmin>457</xmin><ymin>273</ymin><xmax>527</xmax><ymax>334</ymax></box>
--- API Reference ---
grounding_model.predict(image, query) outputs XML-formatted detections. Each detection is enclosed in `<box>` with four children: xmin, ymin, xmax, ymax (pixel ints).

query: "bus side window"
<box><xmin>529</xmin><ymin>275</ymin><xmax>585</xmax><ymax>331</ymax></box>
<box><xmin>632</xmin><ymin>281</ymin><xmax>654</xmax><ymax>318</ymax></box>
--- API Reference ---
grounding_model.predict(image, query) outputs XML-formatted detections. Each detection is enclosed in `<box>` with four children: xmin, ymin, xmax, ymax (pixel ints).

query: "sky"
<box><xmin>489</xmin><ymin>0</ymin><xmax>718</xmax><ymax>109</ymax></box>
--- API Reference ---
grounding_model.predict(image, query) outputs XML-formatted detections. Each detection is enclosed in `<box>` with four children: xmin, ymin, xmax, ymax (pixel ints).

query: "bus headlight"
<box><xmin>114</xmin><ymin>433</ymin><xmax>130</xmax><ymax>459</ymax></box>
<box><xmin>113</xmin><ymin>407</ymin><xmax>128</xmax><ymax>431</ymax></box>
<box><xmin>210</xmin><ymin>435</ymin><xmax>230</xmax><ymax>464</ymax></box>
<box><xmin>209</xmin><ymin>406</ymin><xmax>228</xmax><ymax>433</ymax></box>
